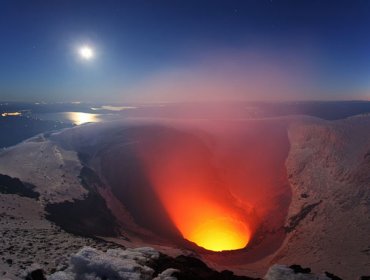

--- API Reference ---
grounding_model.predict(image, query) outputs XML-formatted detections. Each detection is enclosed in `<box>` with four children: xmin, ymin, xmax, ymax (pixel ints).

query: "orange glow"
<box><xmin>137</xmin><ymin>132</ymin><xmax>253</xmax><ymax>251</ymax></box>
<box><xmin>160</xmin><ymin>193</ymin><xmax>251</xmax><ymax>251</ymax></box>
<box><xmin>132</xmin><ymin>120</ymin><xmax>290</xmax><ymax>255</ymax></box>
<box><xmin>189</xmin><ymin>216</ymin><xmax>250</xmax><ymax>251</ymax></box>
<box><xmin>151</xmin><ymin>183</ymin><xmax>251</xmax><ymax>251</ymax></box>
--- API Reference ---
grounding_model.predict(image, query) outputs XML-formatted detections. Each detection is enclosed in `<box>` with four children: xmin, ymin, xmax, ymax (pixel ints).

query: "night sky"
<box><xmin>0</xmin><ymin>0</ymin><xmax>370</xmax><ymax>103</ymax></box>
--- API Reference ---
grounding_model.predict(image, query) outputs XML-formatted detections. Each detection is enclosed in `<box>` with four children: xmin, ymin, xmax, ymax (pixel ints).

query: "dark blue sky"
<box><xmin>0</xmin><ymin>0</ymin><xmax>369</xmax><ymax>103</ymax></box>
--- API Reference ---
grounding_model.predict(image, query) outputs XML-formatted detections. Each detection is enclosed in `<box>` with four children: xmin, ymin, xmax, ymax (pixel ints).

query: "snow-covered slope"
<box><xmin>272</xmin><ymin>115</ymin><xmax>370</xmax><ymax>278</ymax></box>
<box><xmin>0</xmin><ymin>134</ymin><xmax>86</xmax><ymax>203</ymax></box>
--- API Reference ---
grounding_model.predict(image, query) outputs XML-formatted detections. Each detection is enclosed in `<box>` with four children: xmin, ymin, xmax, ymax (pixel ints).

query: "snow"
<box><xmin>264</xmin><ymin>265</ymin><xmax>330</xmax><ymax>280</ymax></box>
<box><xmin>153</xmin><ymin>269</ymin><xmax>179</xmax><ymax>280</ymax></box>
<box><xmin>0</xmin><ymin>193</ymin><xmax>122</xmax><ymax>279</ymax></box>
<box><xmin>0</xmin><ymin>134</ymin><xmax>86</xmax><ymax>203</ymax></box>
<box><xmin>48</xmin><ymin>247</ymin><xmax>171</xmax><ymax>280</ymax></box>
<box><xmin>275</xmin><ymin>116</ymin><xmax>370</xmax><ymax>278</ymax></box>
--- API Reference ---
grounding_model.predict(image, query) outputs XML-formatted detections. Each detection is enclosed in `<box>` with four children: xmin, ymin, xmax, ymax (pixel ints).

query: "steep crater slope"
<box><xmin>265</xmin><ymin>115</ymin><xmax>370</xmax><ymax>279</ymax></box>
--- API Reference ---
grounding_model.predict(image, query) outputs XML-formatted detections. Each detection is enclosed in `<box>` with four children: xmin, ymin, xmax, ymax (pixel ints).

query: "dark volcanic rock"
<box><xmin>0</xmin><ymin>174</ymin><xmax>39</xmax><ymax>199</ymax></box>
<box><xmin>151</xmin><ymin>254</ymin><xmax>260</xmax><ymax>280</ymax></box>
<box><xmin>284</xmin><ymin>201</ymin><xmax>322</xmax><ymax>233</ymax></box>
<box><xmin>324</xmin><ymin>271</ymin><xmax>342</xmax><ymax>280</ymax></box>
<box><xmin>45</xmin><ymin>167</ymin><xmax>118</xmax><ymax>237</ymax></box>
<box><xmin>45</xmin><ymin>192</ymin><xmax>117</xmax><ymax>237</ymax></box>
<box><xmin>289</xmin><ymin>264</ymin><xmax>311</xmax><ymax>274</ymax></box>
<box><xmin>25</xmin><ymin>268</ymin><xmax>46</xmax><ymax>280</ymax></box>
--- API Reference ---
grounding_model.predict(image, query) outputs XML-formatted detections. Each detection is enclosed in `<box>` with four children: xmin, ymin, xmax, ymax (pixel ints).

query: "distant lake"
<box><xmin>32</xmin><ymin>112</ymin><xmax>121</xmax><ymax>125</ymax></box>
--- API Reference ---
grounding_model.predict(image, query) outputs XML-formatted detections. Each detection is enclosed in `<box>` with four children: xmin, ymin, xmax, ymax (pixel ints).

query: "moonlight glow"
<box><xmin>78</xmin><ymin>45</ymin><xmax>94</xmax><ymax>60</ymax></box>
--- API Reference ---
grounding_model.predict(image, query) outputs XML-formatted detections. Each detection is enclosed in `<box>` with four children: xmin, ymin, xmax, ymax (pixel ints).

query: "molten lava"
<box><xmin>161</xmin><ymin>194</ymin><xmax>251</xmax><ymax>251</ymax></box>
<box><xmin>189</xmin><ymin>216</ymin><xmax>250</xmax><ymax>251</ymax></box>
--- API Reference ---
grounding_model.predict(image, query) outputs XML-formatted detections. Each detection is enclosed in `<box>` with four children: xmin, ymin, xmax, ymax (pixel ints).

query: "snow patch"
<box><xmin>48</xmin><ymin>246</ymin><xmax>172</xmax><ymax>280</ymax></box>
<box><xmin>264</xmin><ymin>265</ymin><xmax>330</xmax><ymax>280</ymax></box>
<box><xmin>153</xmin><ymin>268</ymin><xmax>179</xmax><ymax>280</ymax></box>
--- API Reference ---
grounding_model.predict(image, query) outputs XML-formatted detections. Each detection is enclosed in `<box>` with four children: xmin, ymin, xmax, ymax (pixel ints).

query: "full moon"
<box><xmin>78</xmin><ymin>45</ymin><xmax>94</xmax><ymax>60</ymax></box>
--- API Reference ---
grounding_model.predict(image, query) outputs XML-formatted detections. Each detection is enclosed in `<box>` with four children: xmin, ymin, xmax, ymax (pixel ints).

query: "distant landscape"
<box><xmin>2</xmin><ymin>101</ymin><xmax>370</xmax><ymax>149</ymax></box>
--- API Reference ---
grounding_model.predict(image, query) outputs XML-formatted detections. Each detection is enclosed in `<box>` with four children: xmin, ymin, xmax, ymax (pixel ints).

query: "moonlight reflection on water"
<box><xmin>67</xmin><ymin>112</ymin><xmax>101</xmax><ymax>125</ymax></box>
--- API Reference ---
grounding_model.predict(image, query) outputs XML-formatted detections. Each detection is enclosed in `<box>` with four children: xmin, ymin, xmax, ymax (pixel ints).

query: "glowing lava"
<box><xmin>153</xmin><ymin>186</ymin><xmax>251</xmax><ymax>251</ymax></box>
<box><xmin>165</xmin><ymin>196</ymin><xmax>251</xmax><ymax>251</ymax></box>
<box><xmin>188</xmin><ymin>215</ymin><xmax>250</xmax><ymax>251</ymax></box>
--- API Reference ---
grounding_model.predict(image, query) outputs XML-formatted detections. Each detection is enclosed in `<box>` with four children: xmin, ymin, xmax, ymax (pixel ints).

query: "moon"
<box><xmin>78</xmin><ymin>45</ymin><xmax>94</xmax><ymax>60</ymax></box>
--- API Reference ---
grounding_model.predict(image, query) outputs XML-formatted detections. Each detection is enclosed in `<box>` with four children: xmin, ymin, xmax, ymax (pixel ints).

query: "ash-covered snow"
<box><xmin>46</xmin><ymin>246</ymin><xmax>343</xmax><ymax>280</ymax></box>
<box><xmin>0</xmin><ymin>134</ymin><xmax>87</xmax><ymax>203</ymax></box>
<box><xmin>48</xmin><ymin>246</ymin><xmax>177</xmax><ymax>280</ymax></box>
<box><xmin>153</xmin><ymin>269</ymin><xmax>179</xmax><ymax>280</ymax></box>
<box><xmin>264</xmin><ymin>265</ymin><xmax>330</xmax><ymax>280</ymax></box>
